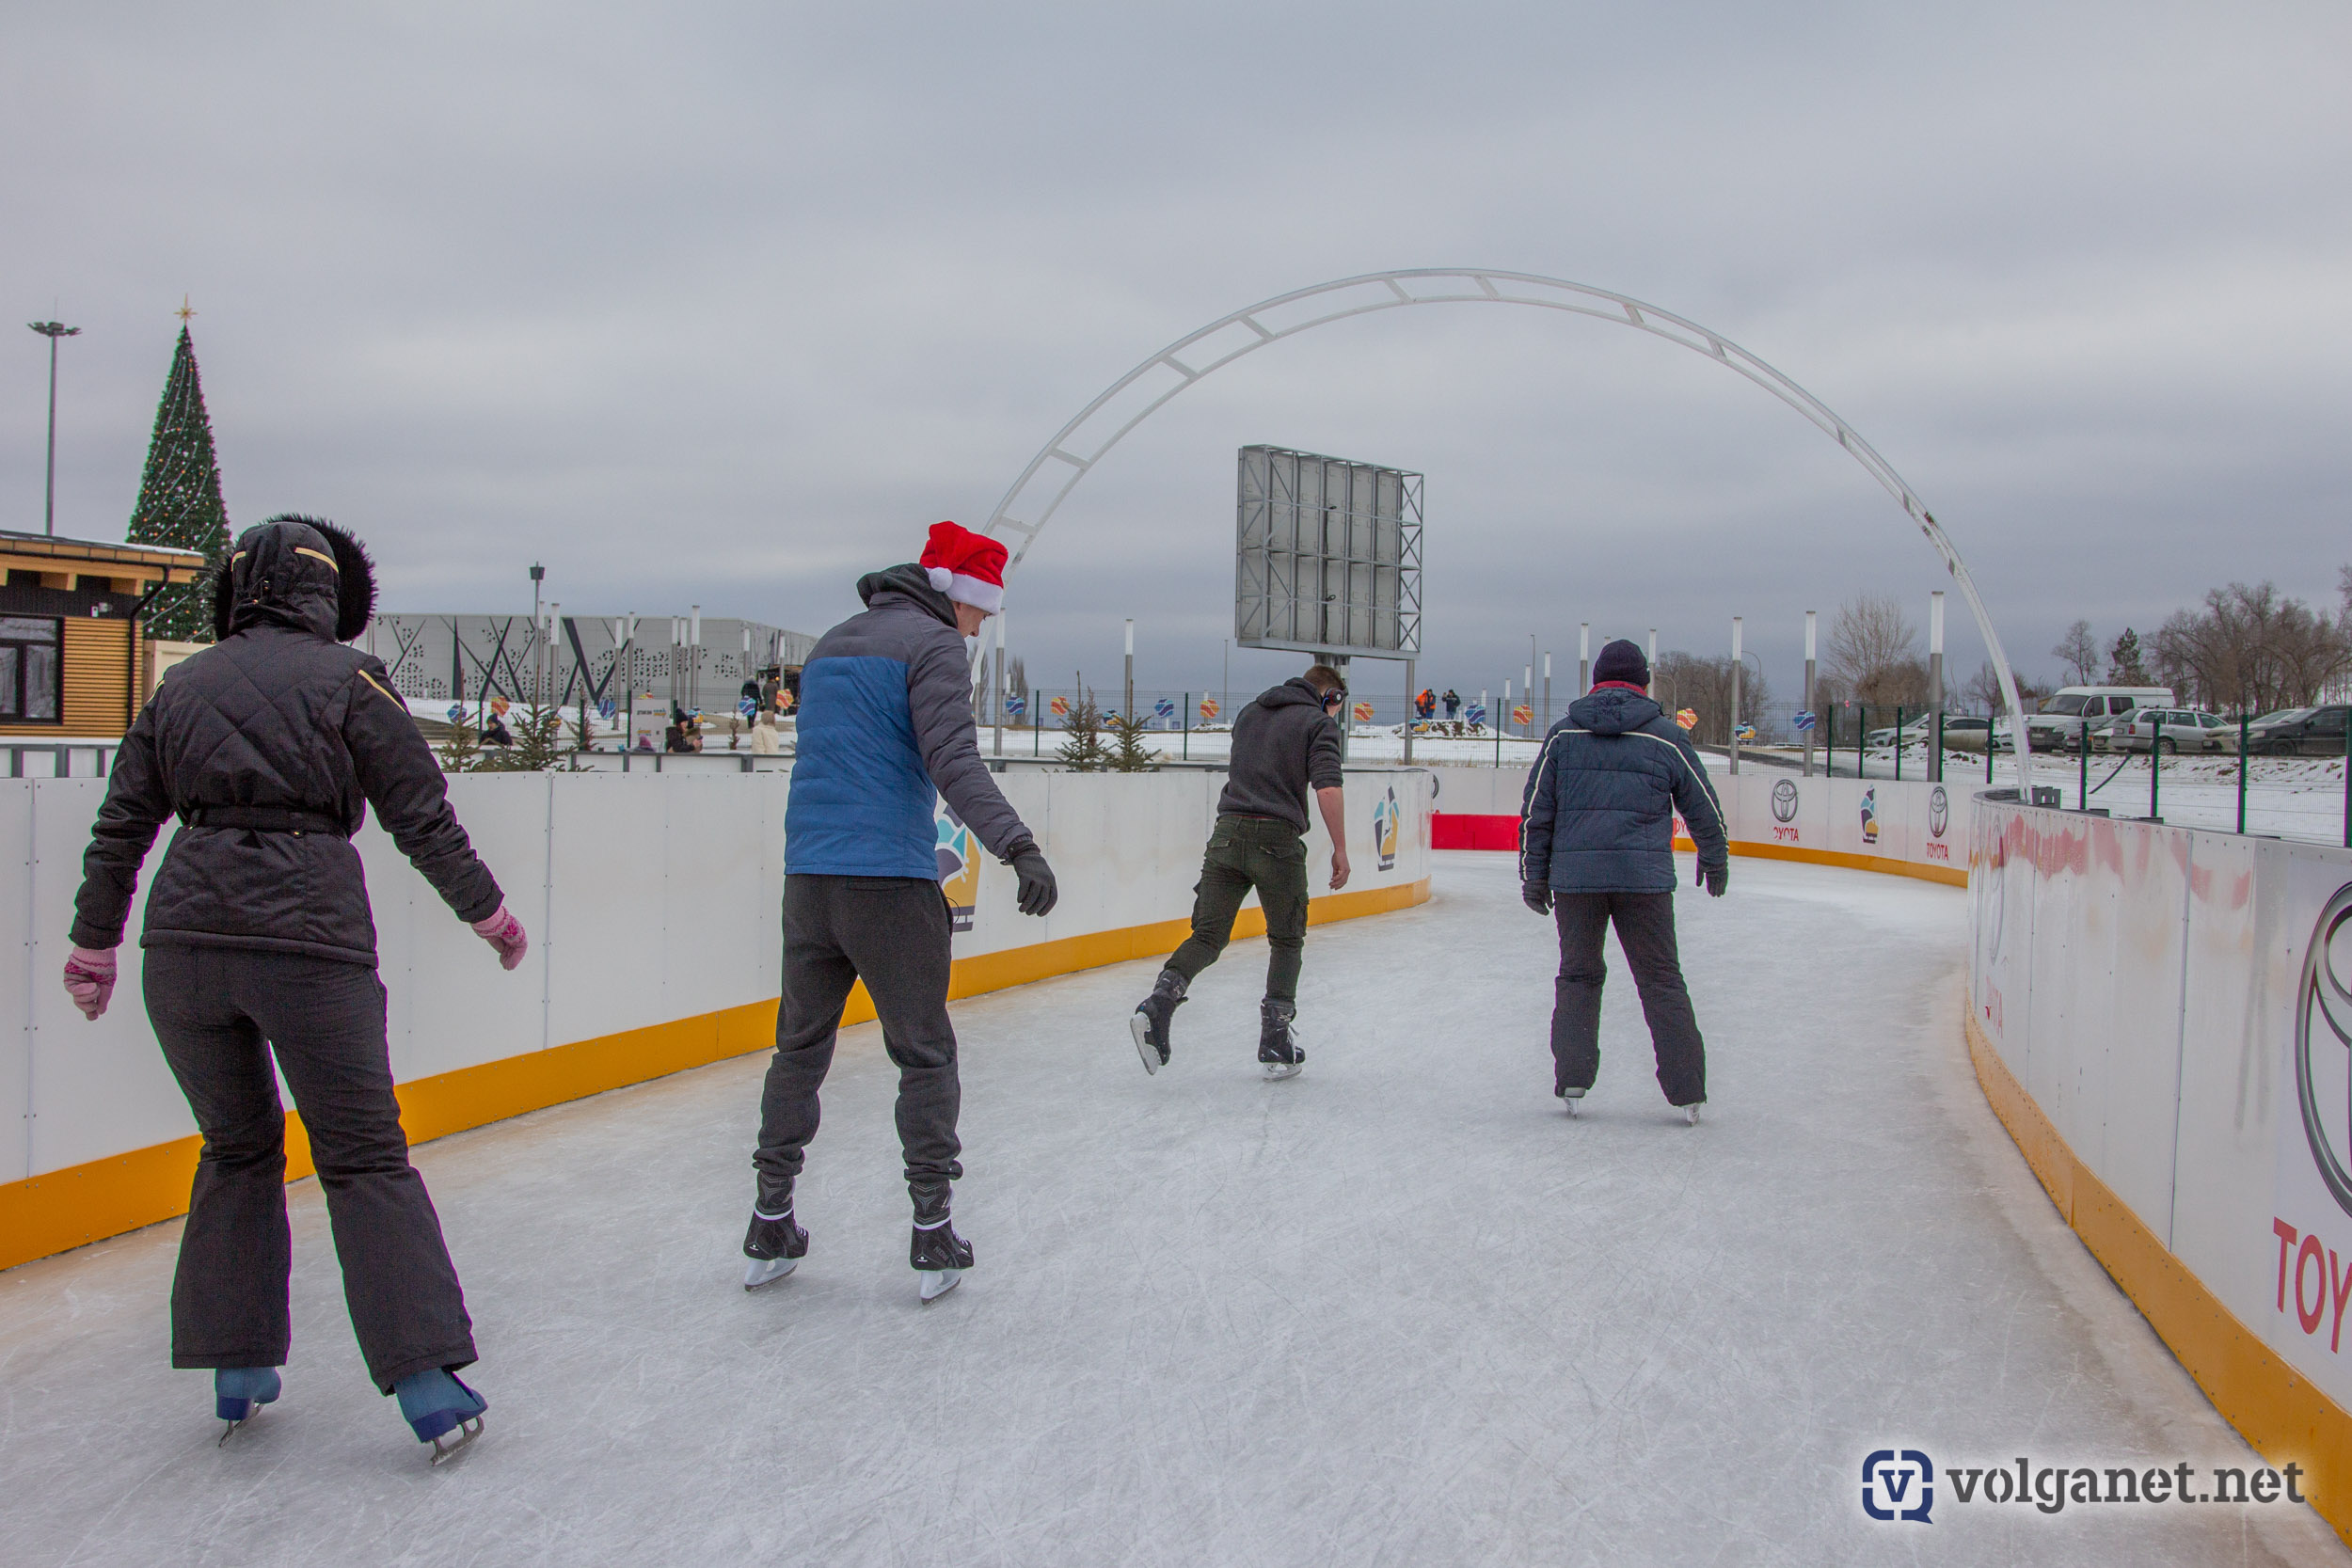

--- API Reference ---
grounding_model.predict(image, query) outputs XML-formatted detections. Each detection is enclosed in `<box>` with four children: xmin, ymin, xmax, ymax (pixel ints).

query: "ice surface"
<box><xmin>2</xmin><ymin>856</ymin><xmax>2344</xmax><ymax>1566</ymax></box>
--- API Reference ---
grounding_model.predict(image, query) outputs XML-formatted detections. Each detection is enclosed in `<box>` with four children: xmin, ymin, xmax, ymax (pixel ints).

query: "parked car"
<box><xmin>2106</xmin><ymin>707</ymin><xmax>2233</xmax><ymax>754</ymax></box>
<box><xmin>1931</xmin><ymin>715</ymin><xmax>2015</xmax><ymax>753</ymax></box>
<box><xmin>2026</xmin><ymin>687</ymin><xmax>2173</xmax><ymax>752</ymax></box>
<box><xmin>2077</xmin><ymin>705</ymin><xmax>2150</xmax><ymax>753</ymax></box>
<box><xmin>2244</xmin><ymin>704</ymin><xmax>2352</xmax><ymax>756</ymax></box>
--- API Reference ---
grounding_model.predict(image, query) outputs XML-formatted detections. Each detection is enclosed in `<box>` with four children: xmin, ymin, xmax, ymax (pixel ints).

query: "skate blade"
<box><xmin>1129</xmin><ymin>1013</ymin><xmax>1161</xmax><ymax>1076</ymax></box>
<box><xmin>743</xmin><ymin>1255</ymin><xmax>801</xmax><ymax>1291</ymax></box>
<box><xmin>1684</xmin><ymin>1105</ymin><xmax>1702</xmax><ymax>1126</ymax></box>
<box><xmin>217</xmin><ymin>1411</ymin><xmax>256</xmax><ymax>1447</ymax></box>
<box><xmin>1562</xmin><ymin>1100</ymin><xmax>1580</xmax><ymax>1117</ymax></box>
<box><xmin>1261</xmin><ymin>1060</ymin><xmax>1302</xmax><ymax>1081</ymax></box>
<box><xmin>918</xmin><ymin>1268</ymin><xmax>964</xmax><ymax>1303</ymax></box>
<box><xmin>428</xmin><ymin>1417</ymin><xmax>484</xmax><ymax>1467</ymax></box>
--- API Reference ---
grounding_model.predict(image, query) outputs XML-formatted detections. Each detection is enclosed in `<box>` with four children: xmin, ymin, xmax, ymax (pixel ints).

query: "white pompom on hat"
<box><xmin>919</xmin><ymin>520</ymin><xmax>1009</xmax><ymax>614</ymax></box>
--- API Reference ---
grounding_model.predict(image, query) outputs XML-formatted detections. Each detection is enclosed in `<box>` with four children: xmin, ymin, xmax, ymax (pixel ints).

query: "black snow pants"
<box><xmin>755</xmin><ymin>874</ymin><xmax>961</xmax><ymax>1211</ymax></box>
<box><xmin>1549</xmin><ymin>891</ymin><xmax>1707</xmax><ymax>1107</ymax></box>
<box><xmin>142</xmin><ymin>946</ymin><xmax>475</xmax><ymax>1391</ymax></box>
<box><xmin>1164</xmin><ymin>815</ymin><xmax>1312</xmax><ymax>1004</ymax></box>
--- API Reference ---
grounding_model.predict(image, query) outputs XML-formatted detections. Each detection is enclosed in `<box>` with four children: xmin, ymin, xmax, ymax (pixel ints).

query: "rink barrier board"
<box><xmin>0</xmin><ymin>876</ymin><xmax>1429</xmax><ymax>1273</ymax></box>
<box><xmin>1431</xmin><ymin>771</ymin><xmax>1973</xmax><ymax>886</ymax></box>
<box><xmin>1965</xmin><ymin>1013</ymin><xmax>2352</xmax><ymax>1546</ymax></box>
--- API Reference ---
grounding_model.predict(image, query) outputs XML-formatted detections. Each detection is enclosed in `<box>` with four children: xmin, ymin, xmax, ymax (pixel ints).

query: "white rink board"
<box><xmin>4</xmin><ymin>768</ymin><xmax>1429</xmax><ymax>1184</ymax></box>
<box><xmin>1970</xmin><ymin>798</ymin><xmax>2352</xmax><ymax>1412</ymax></box>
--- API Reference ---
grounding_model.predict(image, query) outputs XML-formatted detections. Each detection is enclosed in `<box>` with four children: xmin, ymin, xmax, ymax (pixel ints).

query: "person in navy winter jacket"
<box><xmin>743</xmin><ymin>521</ymin><xmax>1057</xmax><ymax>1303</ymax></box>
<box><xmin>1519</xmin><ymin>638</ymin><xmax>1729</xmax><ymax>1120</ymax></box>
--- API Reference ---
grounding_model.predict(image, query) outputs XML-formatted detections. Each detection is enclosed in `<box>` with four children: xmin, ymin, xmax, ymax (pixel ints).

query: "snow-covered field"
<box><xmin>3</xmin><ymin>856</ymin><xmax>2339</xmax><ymax>1566</ymax></box>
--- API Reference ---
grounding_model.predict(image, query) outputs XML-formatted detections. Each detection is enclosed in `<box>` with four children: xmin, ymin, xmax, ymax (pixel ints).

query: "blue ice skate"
<box><xmin>215</xmin><ymin>1367</ymin><xmax>281</xmax><ymax>1445</ymax></box>
<box><xmin>394</xmin><ymin>1367</ymin><xmax>488</xmax><ymax>1466</ymax></box>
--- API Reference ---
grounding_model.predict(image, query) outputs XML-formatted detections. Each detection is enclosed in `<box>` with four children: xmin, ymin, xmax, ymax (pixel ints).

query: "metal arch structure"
<box><xmin>979</xmin><ymin>266</ymin><xmax>2034</xmax><ymax>792</ymax></box>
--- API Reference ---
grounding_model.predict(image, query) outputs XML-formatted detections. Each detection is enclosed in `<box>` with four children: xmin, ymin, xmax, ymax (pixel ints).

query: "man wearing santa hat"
<box><xmin>743</xmin><ymin>521</ymin><xmax>1056</xmax><ymax>1303</ymax></box>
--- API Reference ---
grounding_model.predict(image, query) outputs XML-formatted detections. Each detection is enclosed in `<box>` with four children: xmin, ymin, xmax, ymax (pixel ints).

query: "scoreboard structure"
<box><xmin>1233</xmin><ymin>445</ymin><xmax>1422</xmax><ymax>662</ymax></box>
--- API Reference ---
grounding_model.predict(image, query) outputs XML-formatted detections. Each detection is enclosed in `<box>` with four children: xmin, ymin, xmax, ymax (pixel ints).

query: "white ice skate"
<box><xmin>1684</xmin><ymin>1104</ymin><xmax>1702</xmax><ymax>1126</ymax></box>
<box><xmin>743</xmin><ymin>1256</ymin><xmax>800</xmax><ymax>1290</ymax></box>
<box><xmin>1559</xmin><ymin>1087</ymin><xmax>1586</xmax><ymax>1117</ymax></box>
<box><xmin>918</xmin><ymin>1268</ymin><xmax>962</xmax><ymax>1302</ymax></box>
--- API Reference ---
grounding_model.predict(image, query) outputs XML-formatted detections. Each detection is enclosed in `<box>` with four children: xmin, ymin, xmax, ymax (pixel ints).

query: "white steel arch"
<box><xmin>981</xmin><ymin>267</ymin><xmax>2035</xmax><ymax>793</ymax></box>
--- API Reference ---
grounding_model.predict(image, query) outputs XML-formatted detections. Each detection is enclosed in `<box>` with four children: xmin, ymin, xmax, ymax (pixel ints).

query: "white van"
<box><xmin>2025</xmin><ymin>686</ymin><xmax>2173</xmax><ymax>751</ymax></box>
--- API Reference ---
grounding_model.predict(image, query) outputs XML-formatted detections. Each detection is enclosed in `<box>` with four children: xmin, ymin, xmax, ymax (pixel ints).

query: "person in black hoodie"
<box><xmin>1518</xmin><ymin>639</ymin><xmax>1728</xmax><ymax>1122</ymax></box>
<box><xmin>1130</xmin><ymin>664</ymin><xmax>1348</xmax><ymax>1079</ymax></box>
<box><xmin>61</xmin><ymin>515</ymin><xmax>526</xmax><ymax>1464</ymax></box>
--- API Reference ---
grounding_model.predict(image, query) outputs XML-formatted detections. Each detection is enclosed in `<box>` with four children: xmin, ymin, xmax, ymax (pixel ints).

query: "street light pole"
<box><xmin>529</xmin><ymin>564</ymin><xmax>546</xmax><ymax>708</ymax></box>
<box><xmin>1123</xmin><ymin>618</ymin><xmax>1135</xmax><ymax>720</ymax></box>
<box><xmin>1804</xmin><ymin>609</ymin><xmax>1818</xmax><ymax>779</ymax></box>
<box><xmin>27</xmin><ymin>321</ymin><xmax>81</xmax><ymax>537</ymax></box>
<box><xmin>1729</xmin><ymin>615</ymin><xmax>1744</xmax><ymax>777</ymax></box>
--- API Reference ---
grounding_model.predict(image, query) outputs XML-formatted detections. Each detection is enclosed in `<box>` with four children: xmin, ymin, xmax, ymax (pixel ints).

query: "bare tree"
<box><xmin>2051</xmin><ymin>620</ymin><xmax>2100</xmax><ymax>686</ymax></box>
<box><xmin>2151</xmin><ymin>581</ymin><xmax>2352</xmax><ymax>712</ymax></box>
<box><xmin>1960</xmin><ymin>660</ymin><xmax>2052</xmax><ymax>717</ymax></box>
<box><xmin>1651</xmin><ymin>651</ymin><xmax>1772</xmax><ymax>746</ymax></box>
<box><xmin>1825</xmin><ymin>594</ymin><xmax>1928</xmax><ymax>707</ymax></box>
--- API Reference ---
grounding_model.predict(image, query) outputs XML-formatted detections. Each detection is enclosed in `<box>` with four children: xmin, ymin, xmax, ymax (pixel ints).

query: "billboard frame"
<box><xmin>1234</xmin><ymin>444</ymin><xmax>1422</xmax><ymax>662</ymax></box>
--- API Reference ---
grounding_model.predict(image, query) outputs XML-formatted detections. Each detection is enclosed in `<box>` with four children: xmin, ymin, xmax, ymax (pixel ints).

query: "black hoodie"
<box><xmin>71</xmin><ymin>516</ymin><xmax>504</xmax><ymax>964</ymax></box>
<box><xmin>1216</xmin><ymin>677</ymin><xmax>1344</xmax><ymax>833</ymax></box>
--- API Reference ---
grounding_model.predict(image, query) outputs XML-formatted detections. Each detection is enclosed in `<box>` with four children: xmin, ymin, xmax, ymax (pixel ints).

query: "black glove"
<box><xmin>1698</xmin><ymin>861</ymin><xmax>1728</xmax><ymax>898</ymax></box>
<box><xmin>1522</xmin><ymin>881</ymin><xmax>1553</xmax><ymax>915</ymax></box>
<box><xmin>1011</xmin><ymin>847</ymin><xmax>1057</xmax><ymax>917</ymax></box>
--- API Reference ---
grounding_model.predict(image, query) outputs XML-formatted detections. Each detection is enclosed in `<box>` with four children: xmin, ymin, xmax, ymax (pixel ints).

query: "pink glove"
<box><xmin>64</xmin><ymin>946</ymin><xmax>118</xmax><ymax>1021</ymax></box>
<box><xmin>471</xmin><ymin>906</ymin><xmax>529</xmax><ymax>971</ymax></box>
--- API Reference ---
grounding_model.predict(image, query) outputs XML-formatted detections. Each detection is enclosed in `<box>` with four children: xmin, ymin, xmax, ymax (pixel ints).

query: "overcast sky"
<box><xmin>6</xmin><ymin>2</ymin><xmax>2348</xmax><ymax>708</ymax></box>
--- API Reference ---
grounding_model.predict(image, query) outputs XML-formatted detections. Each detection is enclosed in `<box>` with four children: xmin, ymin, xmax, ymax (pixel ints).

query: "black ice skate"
<box><xmin>1130</xmin><ymin>969</ymin><xmax>1186</xmax><ymax>1075</ymax></box>
<box><xmin>1258</xmin><ymin>998</ymin><xmax>1304</xmax><ymax>1080</ymax></box>
<box><xmin>909</xmin><ymin>1181</ymin><xmax>971</xmax><ymax>1302</ymax></box>
<box><xmin>743</xmin><ymin>1198</ymin><xmax>809</xmax><ymax>1291</ymax></box>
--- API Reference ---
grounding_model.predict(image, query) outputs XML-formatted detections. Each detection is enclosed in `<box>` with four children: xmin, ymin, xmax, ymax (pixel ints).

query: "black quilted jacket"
<box><xmin>71</xmin><ymin>517</ymin><xmax>504</xmax><ymax>965</ymax></box>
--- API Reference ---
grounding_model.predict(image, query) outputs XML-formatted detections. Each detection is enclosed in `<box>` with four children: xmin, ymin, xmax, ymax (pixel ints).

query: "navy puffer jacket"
<box><xmin>1519</xmin><ymin>685</ymin><xmax>1728</xmax><ymax>894</ymax></box>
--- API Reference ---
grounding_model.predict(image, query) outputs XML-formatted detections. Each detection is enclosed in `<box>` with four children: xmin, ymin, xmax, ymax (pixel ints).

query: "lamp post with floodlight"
<box><xmin>27</xmin><ymin>321</ymin><xmax>81</xmax><ymax>536</ymax></box>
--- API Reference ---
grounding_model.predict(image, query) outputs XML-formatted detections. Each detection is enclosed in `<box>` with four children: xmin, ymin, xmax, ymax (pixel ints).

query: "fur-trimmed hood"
<box><xmin>211</xmin><ymin>514</ymin><xmax>377</xmax><ymax>642</ymax></box>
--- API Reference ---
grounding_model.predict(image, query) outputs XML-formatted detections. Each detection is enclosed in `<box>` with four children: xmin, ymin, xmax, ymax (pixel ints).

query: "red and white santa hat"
<box><xmin>920</xmin><ymin>520</ymin><xmax>1008</xmax><ymax>615</ymax></box>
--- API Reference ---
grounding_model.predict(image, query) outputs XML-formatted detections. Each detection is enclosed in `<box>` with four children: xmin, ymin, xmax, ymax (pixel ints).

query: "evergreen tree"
<box><xmin>437</xmin><ymin>719</ymin><xmax>484</xmax><ymax>773</ymax></box>
<box><xmin>2108</xmin><ymin>627</ymin><xmax>2150</xmax><ymax>685</ymax></box>
<box><xmin>1055</xmin><ymin>689</ymin><xmax>1107</xmax><ymax>771</ymax></box>
<box><xmin>127</xmin><ymin>324</ymin><xmax>233</xmax><ymax>641</ymax></box>
<box><xmin>1104</xmin><ymin>709</ymin><xmax>1155</xmax><ymax>772</ymax></box>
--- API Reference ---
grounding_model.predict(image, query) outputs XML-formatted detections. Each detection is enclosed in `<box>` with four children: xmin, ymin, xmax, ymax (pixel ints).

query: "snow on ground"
<box><xmin>3</xmin><ymin>856</ymin><xmax>2341</xmax><ymax>1566</ymax></box>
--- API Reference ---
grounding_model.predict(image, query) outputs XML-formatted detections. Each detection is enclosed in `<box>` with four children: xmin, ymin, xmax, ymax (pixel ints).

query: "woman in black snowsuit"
<box><xmin>61</xmin><ymin>515</ymin><xmax>528</xmax><ymax>1465</ymax></box>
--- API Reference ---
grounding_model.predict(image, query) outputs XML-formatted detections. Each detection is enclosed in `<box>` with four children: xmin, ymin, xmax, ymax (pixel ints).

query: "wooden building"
<box><xmin>0</xmin><ymin>531</ymin><xmax>210</xmax><ymax>739</ymax></box>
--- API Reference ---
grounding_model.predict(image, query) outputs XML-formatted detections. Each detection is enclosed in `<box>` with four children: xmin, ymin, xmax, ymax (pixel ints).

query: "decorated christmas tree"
<box><xmin>126</xmin><ymin>317</ymin><xmax>232</xmax><ymax>641</ymax></box>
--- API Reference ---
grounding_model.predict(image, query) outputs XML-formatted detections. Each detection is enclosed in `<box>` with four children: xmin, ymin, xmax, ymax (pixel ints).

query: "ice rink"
<box><xmin>5</xmin><ymin>854</ymin><xmax>2346</xmax><ymax>1566</ymax></box>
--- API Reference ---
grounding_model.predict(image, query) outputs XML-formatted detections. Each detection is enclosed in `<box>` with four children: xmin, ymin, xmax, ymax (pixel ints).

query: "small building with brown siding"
<box><xmin>0</xmin><ymin>531</ymin><xmax>211</xmax><ymax>739</ymax></box>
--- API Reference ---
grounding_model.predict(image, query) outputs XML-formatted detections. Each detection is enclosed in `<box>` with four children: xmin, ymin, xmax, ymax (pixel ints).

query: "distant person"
<box><xmin>739</xmin><ymin>674</ymin><xmax>761</xmax><ymax>712</ymax></box>
<box><xmin>1416</xmin><ymin>688</ymin><xmax>1437</xmax><ymax>721</ymax></box>
<box><xmin>1519</xmin><ymin>639</ymin><xmax>1727</xmax><ymax>1123</ymax></box>
<box><xmin>480</xmin><ymin>712</ymin><xmax>513</xmax><ymax>749</ymax></box>
<box><xmin>1442</xmin><ymin>689</ymin><xmax>1460</xmax><ymax>721</ymax></box>
<box><xmin>664</xmin><ymin>721</ymin><xmax>692</xmax><ymax>753</ymax></box>
<box><xmin>61</xmin><ymin>516</ymin><xmax>526</xmax><ymax>1464</ymax></box>
<box><xmin>759</xmin><ymin>667</ymin><xmax>783</xmax><ymax>716</ymax></box>
<box><xmin>750</xmin><ymin>710</ymin><xmax>782</xmax><ymax>755</ymax></box>
<box><xmin>1131</xmin><ymin>664</ymin><xmax>1347</xmax><ymax>1080</ymax></box>
<box><xmin>745</xmin><ymin>521</ymin><xmax>1056</xmax><ymax>1303</ymax></box>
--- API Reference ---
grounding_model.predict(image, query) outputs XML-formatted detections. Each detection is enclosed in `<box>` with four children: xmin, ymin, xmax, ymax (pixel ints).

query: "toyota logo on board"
<box><xmin>1929</xmin><ymin>785</ymin><xmax>1949</xmax><ymax>839</ymax></box>
<box><xmin>1771</xmin><ymin>780</ymin><xmax>1799</xmax><ymax>823</ymax></box>
<box><xmin>2296</xmin><ymin>885</ymin><xmax>2352</xmax><ymax>1218</ymax></box>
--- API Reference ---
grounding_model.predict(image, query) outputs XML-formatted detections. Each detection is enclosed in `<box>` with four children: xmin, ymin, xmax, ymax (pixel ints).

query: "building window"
<box><xmin>0</xmin><ymin>616</ymin><xmax>63</xmax><ymax>722</ymax></box>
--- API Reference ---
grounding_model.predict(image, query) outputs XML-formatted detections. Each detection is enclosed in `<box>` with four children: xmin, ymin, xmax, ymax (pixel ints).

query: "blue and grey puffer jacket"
<box><xmin>785</xmin><ymin>564</ymin><xmax>1036</xmax><ymax>878</ymax></box>
<box><xmin>1519</xmin><ymin>685</ymin><xmax>1728</xmax><ymax>894</ymax></box>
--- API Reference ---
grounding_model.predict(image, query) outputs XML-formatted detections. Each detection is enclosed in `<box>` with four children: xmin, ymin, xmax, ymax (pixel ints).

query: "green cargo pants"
<box><xmin>1165</xmin><ymin>814</ymin><xmax>1311</xmax><ymax>1003</ymax></box>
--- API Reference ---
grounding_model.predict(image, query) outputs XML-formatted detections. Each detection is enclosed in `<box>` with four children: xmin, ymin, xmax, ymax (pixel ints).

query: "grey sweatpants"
<box><xmin>142</xmin><ymin>945</ymin><xmax>475</xmax><ymax>1391</ymax></box>
<box><xmin>754</xmin><ymin>873</ymin><xmax>962</xmax><ymax>1211</ymax></box>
